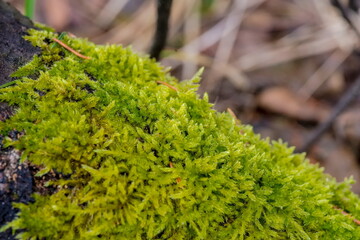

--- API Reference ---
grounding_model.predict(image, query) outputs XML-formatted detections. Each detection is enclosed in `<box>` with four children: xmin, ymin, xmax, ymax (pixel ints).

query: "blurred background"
<box><xmin>5</xmin><ymin>0</ymin><xmax>360</xmax><ymax>192</ymax></box>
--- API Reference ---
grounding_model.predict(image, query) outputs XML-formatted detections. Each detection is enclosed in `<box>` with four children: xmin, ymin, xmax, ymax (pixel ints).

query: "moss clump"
<box><xmin>1</xmin><ymin>28</ymin><xmax>360</xmax><ymax>239</ymax></box>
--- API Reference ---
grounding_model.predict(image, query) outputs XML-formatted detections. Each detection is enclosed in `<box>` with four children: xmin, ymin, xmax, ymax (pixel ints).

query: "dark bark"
<box><xmin>0</xmin><ymin>0</ymin><xmax>40</xmax><ymax>86</ymax></box>
<box><xmin>149</xmin><ymin>0</ymin><xmax>173</xmax><ymax>60</ymax></box>
<box><xmin>0</xmin><ymin>1</ymin><xmax>39</xmax><ymax>239</ymax></box>
<box><xmin>349</xmin><ymin>0</ymin><xmax>360</xmax><ymax>12</ymax></box>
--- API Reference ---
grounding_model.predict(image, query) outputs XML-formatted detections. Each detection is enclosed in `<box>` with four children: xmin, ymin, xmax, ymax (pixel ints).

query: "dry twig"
<box><xmin>333</xmin><ymin>206</ymin><xmax>360</xmax><ymax>225</ymax></box>
<box><xmin>156</xmin><ymin>81</ymin><xmax>178</xmax><ymax>91</ymax></box>
<box><xmin>149</xmin><ymin>0</ymin><xmax>173</xmax><ymax>60</ymax></box>
<box><xmin>52</xmin><ymin>38</ymin><xmax>91</xmax><ymax>60</ymax></box>
<box><xmin>297</xmin><ymin>75</ymin><xmax>360</xmax><ymax>153</ymax></box>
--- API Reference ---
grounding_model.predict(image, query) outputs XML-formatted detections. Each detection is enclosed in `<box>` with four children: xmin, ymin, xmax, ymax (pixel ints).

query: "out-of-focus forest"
<box><xmin>7</xmin><ymin>0</ymin><xmax>360</xmax><ymax>192</ymax></box>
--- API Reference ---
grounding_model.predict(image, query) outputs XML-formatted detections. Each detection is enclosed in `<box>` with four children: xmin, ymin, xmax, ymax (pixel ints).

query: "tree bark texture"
<box><xmin>0</xmin><ymin>1</ymin><xmax>40</xmax><ymax>239</ymax></box>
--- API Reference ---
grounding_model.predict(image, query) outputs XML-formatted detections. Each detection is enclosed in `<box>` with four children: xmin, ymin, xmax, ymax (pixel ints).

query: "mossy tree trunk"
<box><xmin>2</xmin><ymin>1</ymin><xmax>360</xmax><ymax>239</ymax></box>
<box><xmin>0</xmin><ymin>1</ymin><xmax>39</xmax><ymax>239</ymax></box>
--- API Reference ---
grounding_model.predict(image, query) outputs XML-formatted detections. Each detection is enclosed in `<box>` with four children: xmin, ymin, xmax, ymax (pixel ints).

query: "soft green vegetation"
<box><xmin>1</xmin><ymin>28</ymin><xmax>360</xmax><ymax>239</ymax></box>
<box><xmin>24</xmin><ymin>0</ymin><xmax>36</xmax><ymax>20</ymax></box>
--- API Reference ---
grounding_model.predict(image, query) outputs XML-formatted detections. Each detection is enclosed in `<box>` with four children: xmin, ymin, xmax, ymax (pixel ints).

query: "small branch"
<box><xmin>297</xmin><ymin>1</ymin><xmax>360</xmax><ymax>153</ymax></box>
<box><xmin>296</xmin><ymin>75</ymin><xmax>360</xmax><ymax>153</ymax></box>
<box><xmin>333</xmin><ymin>206</ymin><xmax>360</xmax><ymax>225</ymax></box>
<box><xmin>349</xmin><ymin>0</ymin><xmax>360</xmax><ymax>12</ymax></box>
<box><xmin>149</xmin><ymin>0</ymin><xmax>173</xmax><ymax>60</ymax></box>
<box><xmin>331</xmin><ymin>0</ymin><xmax>360</xmax><ymax>38</ymax></box>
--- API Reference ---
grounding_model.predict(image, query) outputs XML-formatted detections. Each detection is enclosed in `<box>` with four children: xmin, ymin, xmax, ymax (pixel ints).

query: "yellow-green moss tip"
<box><xmin>1</xmin><ymin>29</ymin><xmax>360</xmax><ymax>239</ymax></box>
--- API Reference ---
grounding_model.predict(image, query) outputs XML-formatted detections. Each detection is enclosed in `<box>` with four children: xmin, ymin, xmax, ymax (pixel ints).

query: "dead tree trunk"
<box><xmin>0</xmin><ymin>1</ymin><xmax>40</xmax><ymax>239</ymax></box>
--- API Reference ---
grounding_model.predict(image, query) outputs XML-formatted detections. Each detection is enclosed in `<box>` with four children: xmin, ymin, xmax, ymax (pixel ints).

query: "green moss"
<box><xmin>1</xmin><ymin>28</ymin><xmax>360</xmax><ymax>239</ymax></box>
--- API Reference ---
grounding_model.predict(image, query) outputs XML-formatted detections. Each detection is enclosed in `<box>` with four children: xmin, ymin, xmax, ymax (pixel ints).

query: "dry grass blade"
<box><xmin>181</xmin><ymin>0</ymin><xmax>265</xmax><ymax>54</ymax></box>
<box><xmin>205</xmin><ymin>0</ymin><xmax>249</xmax><ymax>92</ymax></box>
<box><xmin>298</xmin><ymin>50</ymin><xmax>348</xmax><ymax>100</ymax></box>
<box><xmin>234</xmin><ymin>24</ymin><xmax>356</xmax><ymax>72</ymax></box>
<box><xmin>164</xmin><ymin>52</ymin><xmax>249</xmax><ymax>90</ymax></box>
<box><xmin>227</xmin><ymin>108</ymin><xmax>241</xmax><ymax>125</ymax></box>
<box><xmin>95</xmin><ymin>0</ymin><xmax>129</xmax><ymax>28</ymax></box>
<box><xmin>182</xmin><ymin>0</ymin><xmax>201</xmax><ymax>80</ymax></box>
<box><xmin>93</xmin><ymin>1</ymin><xmax>155</xmax><ymax>51</ymax></box>
<box><xmin>156</xmin><ymin>81</ymin><xmax>178</xmax><ymax>91</ymax></box>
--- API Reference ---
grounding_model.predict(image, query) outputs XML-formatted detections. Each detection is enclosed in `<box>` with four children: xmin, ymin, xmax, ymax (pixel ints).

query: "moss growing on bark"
<box><xmin>1</xmin><ymin>28</ymin><xmax>360</xmax><ymax>239</ymax></box>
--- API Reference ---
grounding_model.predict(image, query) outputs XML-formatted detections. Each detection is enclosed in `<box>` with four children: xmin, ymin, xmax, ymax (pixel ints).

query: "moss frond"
<box><xmin>1</xmin><ymin>28</ymin><xmax>360</xmax><ymax>239</ymax></box>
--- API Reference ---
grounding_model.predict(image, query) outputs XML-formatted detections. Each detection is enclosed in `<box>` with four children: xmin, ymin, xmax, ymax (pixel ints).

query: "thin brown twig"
<box><xmin>169</xmin><ymin>162</ymin><xmax>181</xmax><ymax>184</ymax></box>
<box><xmin>51</xmin><ymin>38</ymin><xmax>91</xmax><ymax>60</ymax></box>
<box><xmin>296</xmin><ymin>75</ymin><xmax>360</xmax><ymax>153</ymax></box>
<box><xmin>333</xmin><ymin>206</ymin><xmax>360</xmax><ymax>225</ymax></box>
<box><xmin>156</xmin><ymin>81</ymin><xmax>178</xmax><ymax>91</ymax></box>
